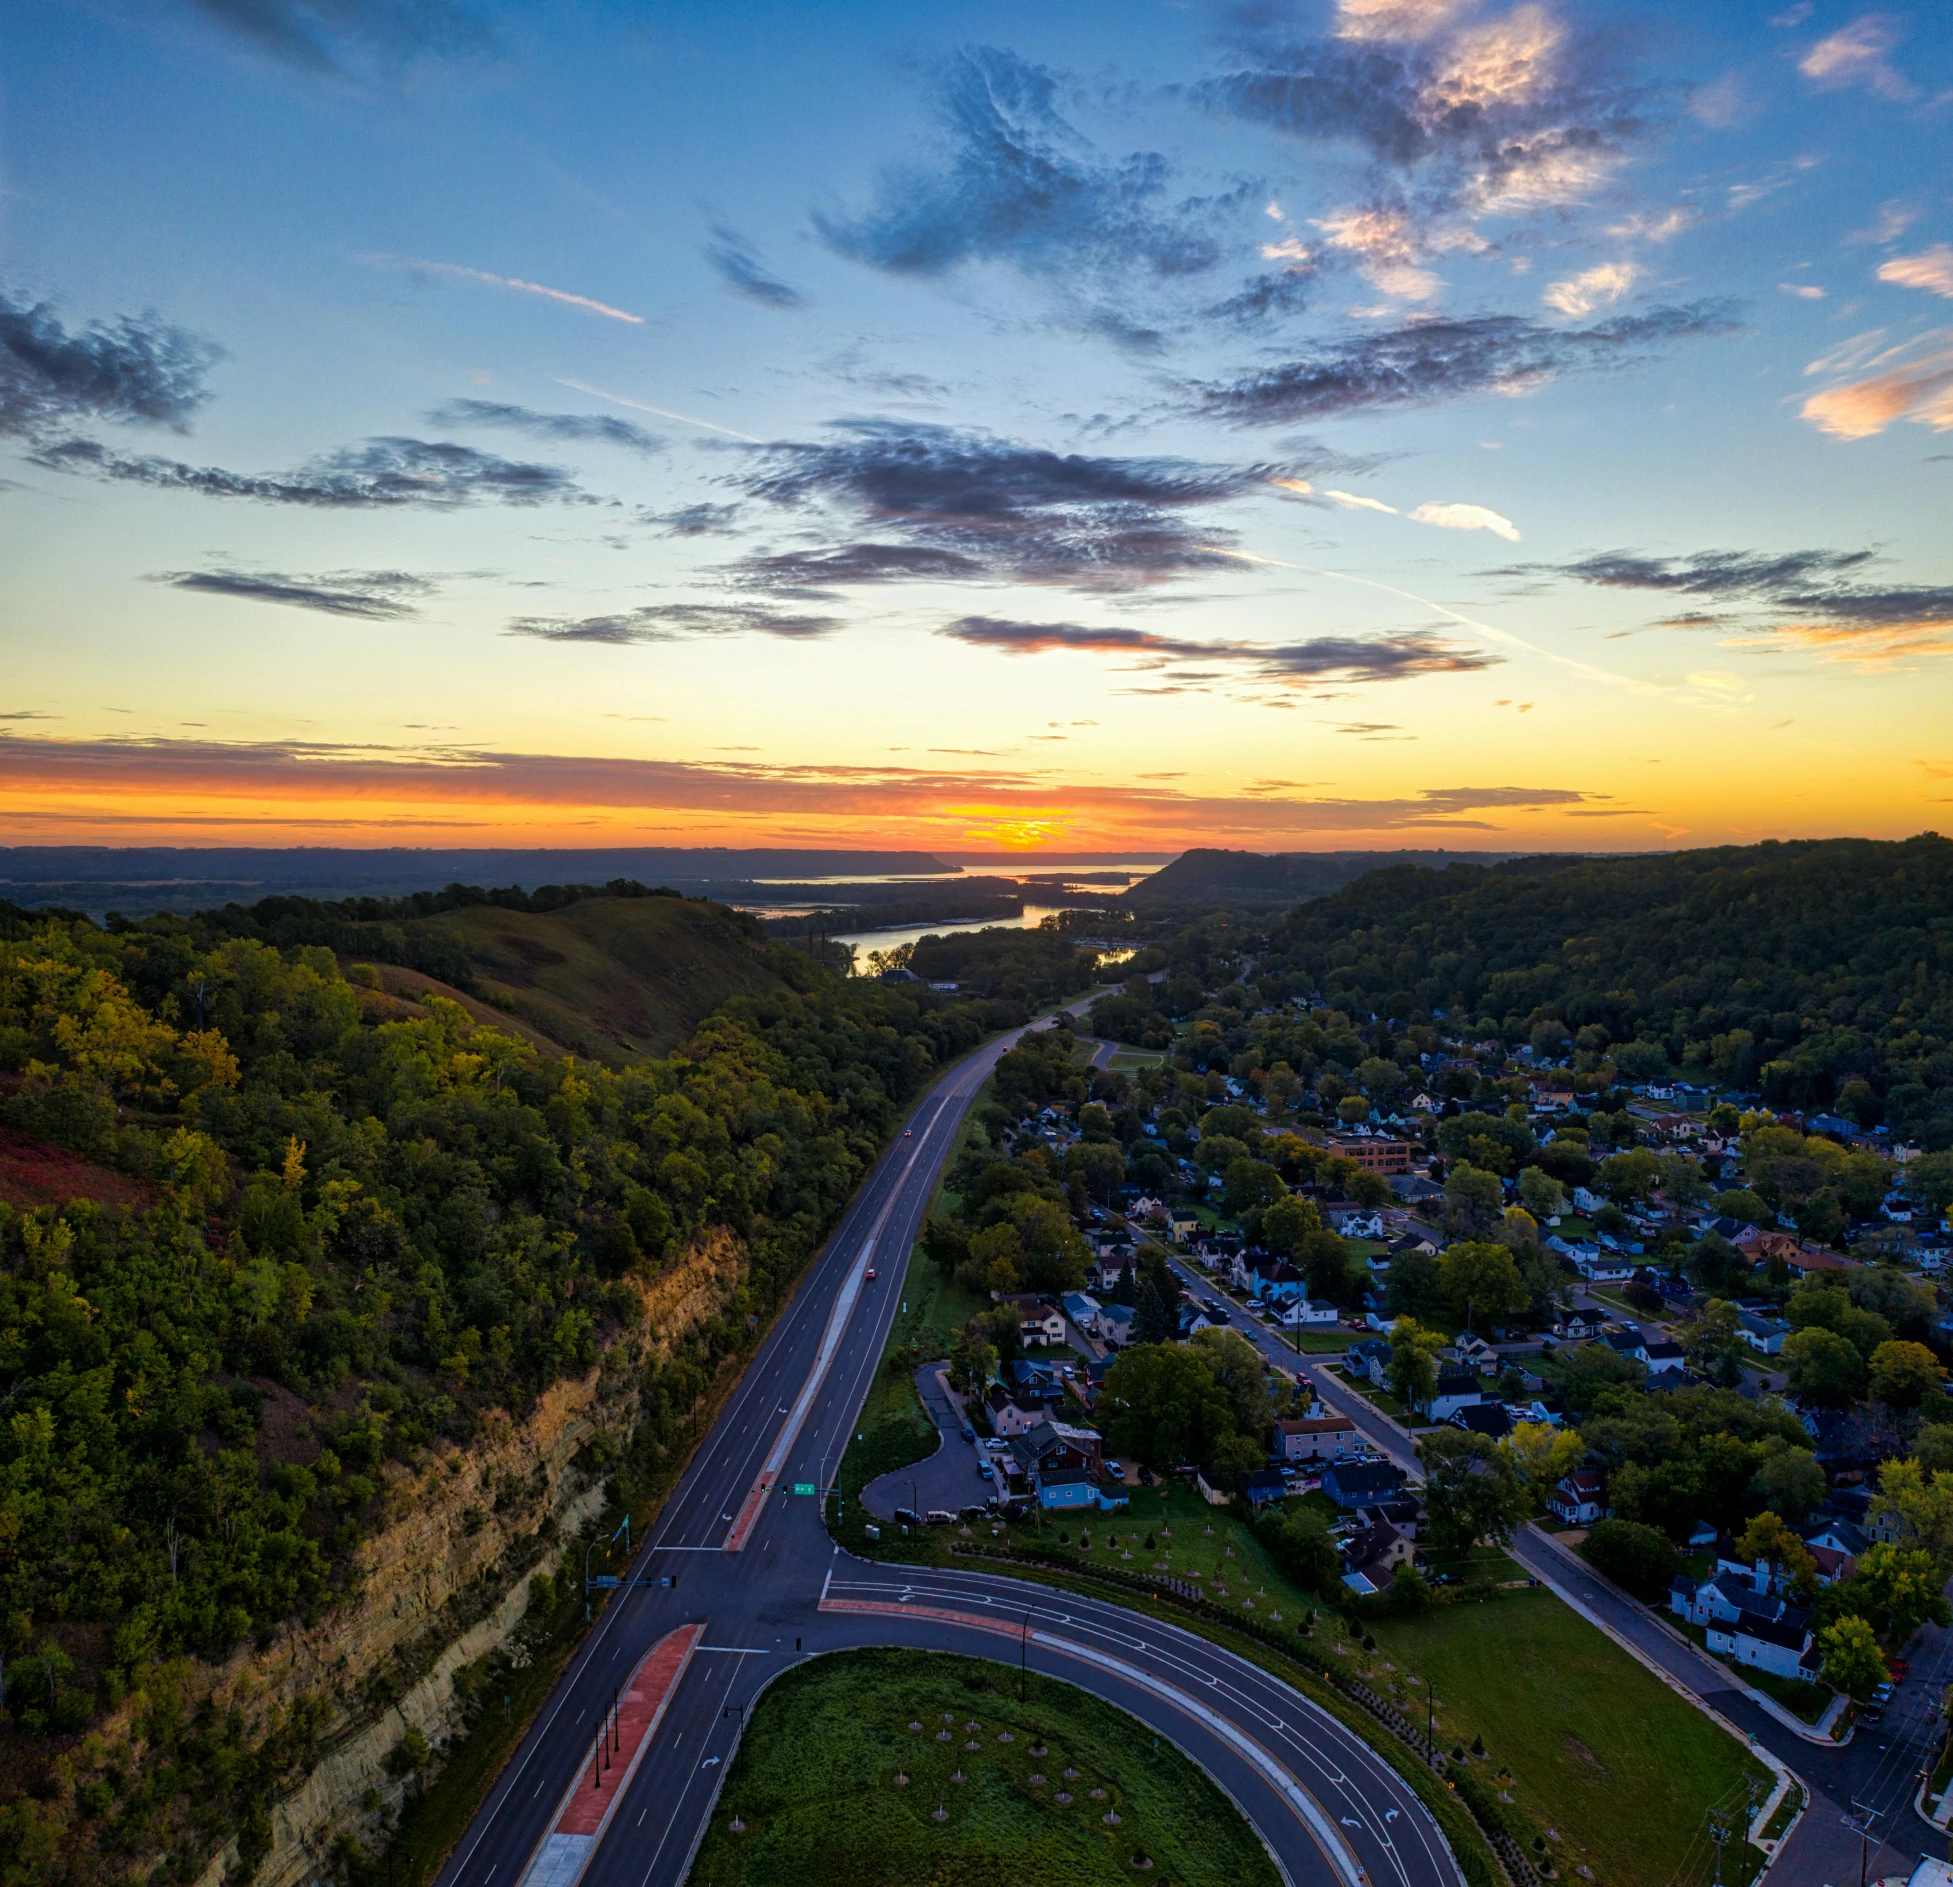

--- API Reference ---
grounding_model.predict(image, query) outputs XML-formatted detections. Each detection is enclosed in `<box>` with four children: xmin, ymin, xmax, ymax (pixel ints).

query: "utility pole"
<box><xmin>1709</xmin><ymin>1807</ymin><xmax>1731</xmax><ymax>1887</ymax></box>
<box><xmin>1021</xmin><ymin>1610</ymin><xmax>1030</xmax><ymax>1701</ymax></box>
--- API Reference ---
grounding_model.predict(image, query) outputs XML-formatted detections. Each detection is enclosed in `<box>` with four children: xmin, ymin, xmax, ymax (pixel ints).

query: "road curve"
<box><xmin>433</xmin><ymin>1014</ymin><xmax>1462</xmax><ymax>1887</ymax></box>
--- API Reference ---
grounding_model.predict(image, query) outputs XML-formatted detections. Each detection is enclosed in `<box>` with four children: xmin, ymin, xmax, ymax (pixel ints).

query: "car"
<box><xmin>977</xmin><ymin>1461</ymin><xmax>992</xmax><ymax>1480</ymax></box>
<box><xmin>864</xmin><ymin>1267</ymin><xmax>877</xmax><ymax>1281</ymax></box>
<box><xmin>983</xmin><ymin>1437</ymin><xmax>1010</xmax><ymax>1452</ymax></box>
<box><xmin>960</xmin><ymin>1421</ymin><xmax>976</xmax><ymax>1442</ymax></box>
<box><xmin>893</xmin><ymin>1507</ymin><xmax>921</xmax><ymax>1526</ymax></box>
<box><xmin>1137</xmin><ymin>1466</ymin><xmax>1156</xmax><ymax>1486</ymax></box>
<box><xmin>903</xmin><ymin>1128</ymin><xmax>913</xmax><ymax>1137</ymax></box>
<box><xmin>925</xmin><ymin>1509</ymin><xmax>957</xmax><ymax>1526</ymax></box>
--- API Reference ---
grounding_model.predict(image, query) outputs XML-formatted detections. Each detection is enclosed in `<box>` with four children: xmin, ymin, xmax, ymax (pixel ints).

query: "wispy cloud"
<box><xmin>1541</xmin><ymin>261</ymin><xmax>1639</xmax><ymax>318</ymax></box>
<box><xmin>2</xmin><ymin>291</ymin><xmax>219</xmax><ymax>439</ymax></box>
<box><xmin>1799</xmin><ymin>329</ymin><xmax>1953</xmax><ymax>440</ymax></box>
<box><xmin>1410</xmin><ymin>500</ymin><xmax>1519</xmax><ymax>540</ymax></box>
<box><xmin>425</xmin><ymin>398</ymin><xmax>667</xmax><ymax>453</ymax></box>
<box><xmin>361</xmin><ymin>254</ymin><xmax>643</xmax><ymax>323</ymax></box>
<box><xmin>1524</xmin><ymin>544</ymin><xmax>1953</xmax><ymax>667</ymax></box>
<box><xmin>1187</xmin><ymin>302</ymin><xmax>1738</xmax><ymax>424</ymax></box>
<box><xmin>1878</xmin><ymin>246</ymin><xmax>1953</xmax><ymax>300</ymax></box>
<box><xmin>729</xmin><ymin>421</ymin><xmax>1312</xmax><ymax>592</ymax></box>
<box><xmin>1326</xmin><ymin>489</ymin><xmax>1399</xmax><ymax>514</ymax></box>
<box><xmin>179</xmin><ymin>0</ymin><xmax>491</xmax><ymax>78</ymax></box>
<box><xmin>507</xmin><ymin>602</ymin><xmax>840</xmax><ymax>644</ymax></box>
<box><xmin>1797</xmin><ymin>14</ymin><xmax>1914</xmax><ymax>100</ymax></box>
<box><xmin>553</xmin><ymin>378</ymin><xmax>761</xmax><ymax>443</ymax></box>
<box><xmin>939</xmin><ymin>614</ymin><xmax>1497</xmax><ymax>688</ymax></box>
<box><xmin>150</xmin><ymin>566</ymin><xmax>437</xmax><ymax>619</ymax></box>
<box><xmin>32</xmin><ymin>435</ymin><xmax>596</xmax><ymax>507</ymax></box>
<box><xmin>704</xmin><ymin>227</ymin><xmax>805</xmax><ymax>309</ymax></box>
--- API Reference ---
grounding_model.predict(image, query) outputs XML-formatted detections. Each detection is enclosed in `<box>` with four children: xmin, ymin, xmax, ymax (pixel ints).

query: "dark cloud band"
<box><xmin>1</xmin><ymin>292</ymin><xmax>218</xmax><ymax>439</ymax></box>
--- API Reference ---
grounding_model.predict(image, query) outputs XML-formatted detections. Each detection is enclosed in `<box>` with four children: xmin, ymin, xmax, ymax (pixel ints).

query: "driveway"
<box><xmin>861</xmin><ymin>1360</ymin><xmax>997</xmax><ymax>1520</ymax></box>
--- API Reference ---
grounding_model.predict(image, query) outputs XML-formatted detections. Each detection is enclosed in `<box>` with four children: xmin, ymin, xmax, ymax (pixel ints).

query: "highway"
<box><xmin>433</xmin><ymin>1021</ymin><xmax>1463</xmax><ymax>1887</ymax></box>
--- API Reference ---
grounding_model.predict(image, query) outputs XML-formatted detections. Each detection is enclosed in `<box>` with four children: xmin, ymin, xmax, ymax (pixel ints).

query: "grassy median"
<box><xmin>687</xmin><ymin>1647</ymin><xmax>1282</xmax><ymax>1887</ymax></box>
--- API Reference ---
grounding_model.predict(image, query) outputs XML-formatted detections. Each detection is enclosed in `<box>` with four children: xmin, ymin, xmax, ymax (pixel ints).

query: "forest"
<box><xmin>0</xmin><ymin>893</ymin><xmax>1042</xmax><ymax>1842</ymax></box>
<box><xmin>1258</xmin><ymin>835</ymin><xmax>1953</xmax><ymax>1147</ymax></box>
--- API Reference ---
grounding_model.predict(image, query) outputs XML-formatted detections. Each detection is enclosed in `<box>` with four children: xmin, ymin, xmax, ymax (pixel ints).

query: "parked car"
<box><xmin>925</xmin><ymin>1509</ymin><xmax>957</xmax><ymax>1526</ymax></box>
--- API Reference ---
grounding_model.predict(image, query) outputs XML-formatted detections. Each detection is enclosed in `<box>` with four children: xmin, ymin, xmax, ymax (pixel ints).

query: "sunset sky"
<box><xmin>3</xmin><ymin>0</ymin><xmax>1951</xmax><ymax>856</ymax></box>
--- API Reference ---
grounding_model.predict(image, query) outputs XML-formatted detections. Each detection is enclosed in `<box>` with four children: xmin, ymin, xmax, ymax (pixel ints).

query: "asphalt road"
<box><xmin>434</xmin><ymin>1021</ymin><xmax>1463</xmax><ymax>1887</ymax></box>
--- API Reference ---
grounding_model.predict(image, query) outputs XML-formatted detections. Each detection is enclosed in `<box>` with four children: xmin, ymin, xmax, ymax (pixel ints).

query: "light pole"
<box><xmin>1021</xmin><ymin>1609</ymin><xmax>1031</xmax><ymax>1701</ymax></box>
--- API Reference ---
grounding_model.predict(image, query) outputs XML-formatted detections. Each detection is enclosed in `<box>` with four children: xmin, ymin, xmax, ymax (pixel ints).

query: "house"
<box><xmin>1275</xmin><ymin>1414</ymin><xmax>1358</xmax><ymax>1461</ymax></box>
<box><xmin>1341</xmin><ymin>1518</ymin><xmax>1412</xmax><ymax>1592</ymax></box>
<box><xmin>1241</xmin><ymin>1468</ymin><xmax>1289</xmax><ymax>1508</ymax></box>
<box><xmin>1421</xmin><ymin>1364</ymin><xmax>1484</xmax><ymax>1423</ymax></box>
<box><xmin>1571</xmin><ymin>1249</ymin><xmax>1638</xmax><ymax>1284</ymax></box>
<box><xmin>1735</xmin><ymin>1311</ymin><xmax>1790</xmax><ymax>1355</ymax></box>
<box><xmin>1550</xmin><ymin>1309</ymin><xmax>1601</xmax><ymax>1341</ymax></box>
<box><xmin>1707</xmin><ymin>1609</ymin><xmax>1815</xmax><ymax>1682</ymax></box>
<box><xmin>1348</xmin><ymin>1337</ymin><xmax>1393</xmax><ymax>1388</ymax></box>
<box><xmin>1097</xmin><ymin>1303</ymin><xmax>1135</xmax><ymax>1347</ymax></box>
<box><xmin>1326</xmin><ymin>1206</ymin><xmax>1387</xmax><ymax>1239</ymax></box>
<box><xmin>1243</xmin><ymin>1258</ymin><xmax>1307</xmax><ymax>1304</ymax></box>
<box><xmin>985</xmin><ymin>1385</ymin><xmax>1049</xmax><ymax>1437</ymax></box>
<box><xmin>1061</xmin><ymin>1291</ymin><xmax>1102</xmax><ymax>1335</ymax></box>
<box><xmin>1278</xmin><ymin>1298</ymin><xmax>1340</xmax><ymax>1328</ymax></box>
<box><xmin>1034</xmin><ymin>1463</ymin><xmax>1102</xmax><ymax>1512</ymax></box>
<box><xmin>1573</xmin><ymin>1187</ymin><xmax>1607</xmax><ymax>1215</ymax></box>
<box><xmin>1452</xmin><ymin>1333</ymin><xmax>1499</xmax><ymax>1371</ymax></box>
<box><xmin>1329</xmin><ymin>1137</ymin><xmax>1421</xmax><ymax>1177</ymax></box>
<box><xmin>1643</xmin><ymin>1338</ymin><xmax>1686</xmax><ymax>1375</ymax></box>
<box><xmin>1449</xmin><ymin>1401</ymin><xmax>1513</xmax><ymax>1441</ymax></box>
<box><xmin>1390</xmin><ymin>1230</ymin><xmax>1440</xmax><ymax>1259</ymax></box>
<box><xmin>1547</xmin><ymin>1470</ymin><xmax>1605</xmax><ymax>1525</ymax></box>
<box><xmin>1360</xmin><ymin>1494</ymin><xmax>1424</xmax><ymax>1540</ymax></box>
<box><xmin>1602</xmin><ymin>1327</ymin><xmax>1650</xmax><ymax>1364</ymax></box>
<box><xmin>1321</xmin><ymin>1459</ymin><xmax>1407</xmax><ymax>1509</ymax></box>
<box><xmin>1019</xmin><ymin>1419</ymin><xmax>1102</xmax><ymax>1472</ymax></box>
<box><xmin>1001</xmin><ymin>1295</ymin><xmax>1068</xmax><ymax>1347</ymax></box>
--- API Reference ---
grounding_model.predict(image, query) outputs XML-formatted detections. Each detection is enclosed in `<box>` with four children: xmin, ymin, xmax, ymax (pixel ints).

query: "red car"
<box><xmin>865</xmin><ymin>1267</ymin><xmax>877</xmax><ymax>1281</ymax></box>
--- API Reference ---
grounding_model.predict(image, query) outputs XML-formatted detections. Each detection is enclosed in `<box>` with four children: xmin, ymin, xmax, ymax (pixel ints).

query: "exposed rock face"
<box><xmin>189</xmin><ymin>1231</ymin><xmax>745</xmax><ymax>1887</ymax></box>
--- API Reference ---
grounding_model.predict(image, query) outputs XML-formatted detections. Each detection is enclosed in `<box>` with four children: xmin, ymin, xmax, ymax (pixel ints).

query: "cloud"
<box><xmin>1325</xmin><ymin>488</ymin><xmax>1399</xmax><ymax>514</ymax></box>
<box><xmin>1</xmin><ymin>292</ymin><xmax>220</xmax><ymax>440</ymax></box>
<box><xmin>1198</xmin><ymin>5</ymin><xmax>1662</xmax><ymax>223</ymax></box>
<box><xmin>1186</xmin><ymin>301</ymin><xmax>1738</xmax><ymax>424</ymax></box>
<box><xmin>816</xmin><ymin>47</ymin><xmax>1222</xmax><ymax>300</ymax></box>
<box><xmin>1799</xmin><ymin>330</ymin><xmax>1953</xmax><ymax>440</ymax></box>
<box><xmin>506</xmin><ymin>602</ymin><xmax>840</xmax><ymax>644</ymax></box>
<box><xmin>1314</xmin><ymin>206</ymin><xmax>1442</xmax><ymax>302</ymax></box>
<box><xmin>1532</xmin><ymin>544</ymin><xmax>1953</xmax><ymax>667</ymax></box>
<box><xmin>704</xmin><ymin>227</ymin><xmax>805</xmax><ymax>309</ymax></box>
<box><xmin>150</xmin><ymin>566</ymin><xmax>436</xmax><ymax>619</ymax></box>
<box><xmin>1541</xmin><ymin>261</ymin><xmax>1639</xmax><ymax>318</ymax></box>
<box><xmin>1779</xmin><ymin>282</ymin><xmax>1826</xmax><ymax>300</ymax></box>
<box><xmin>425</xmin><ymin>399</ymin><xmax>666</xmax><ymax>454</ymax></box>
<box><xmin>32</xmin><ymin>435</ymin><xmax>595</xmax><ymax>507</ymax></box>
<box><xmin>939</xmin><ymin>614</ymin><xmax>1498</xmax><ymax>687</ymax></box>
<box><xmin>1797</xmin><ymin>14</ymin><xmax>1913</xmax><ymax>99</ymax></box>
<box><xmin>181</xmin><ymin>0</ymin><xmax>490</xmax><ymax>77</ymax></box>
<box><xmin>730</xmin><ymin>420</ymin><xmax>1303</xmax><ymax>591</ymax></box>
<box><xmin>1410</xmin><ymin>500</ymin><xmax>1519</xmax><ymax>540</ymax></box>
<box><xmin>639</xmin><ymin>501</ymin><xmax>742</xmax><ymax>536</ymax></box>
<box><xmin>360</xmin><ymin>254</ymin><xmax>642</xmax><ymax>323</ymax></box>
<box><xmin>1878</xmin><ymin>246</ymin><xmax>1953</xmax><ymax>300</ymax></box>
<box><xmin>0</xmin><ymin>731</ymin><xmax>1601</xmax><ymax>843</ymax></box>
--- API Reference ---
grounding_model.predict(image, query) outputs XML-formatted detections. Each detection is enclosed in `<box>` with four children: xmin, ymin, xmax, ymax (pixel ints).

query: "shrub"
<box><xmin>1582</xmin><ymin>1518</ymin><xmax>1684</xmax><ymax>1599</ymax></box>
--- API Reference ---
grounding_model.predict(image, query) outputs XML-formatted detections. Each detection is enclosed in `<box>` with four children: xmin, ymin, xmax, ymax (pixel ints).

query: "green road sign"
<box><xmin>793</xmin><ymin>1482</ymin><xmax>816</xmax><ymax>1496</ymax></box>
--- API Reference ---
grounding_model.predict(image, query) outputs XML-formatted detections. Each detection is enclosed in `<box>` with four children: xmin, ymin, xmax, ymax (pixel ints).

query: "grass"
<box><xmin>1332</xmin><ymin>1367</ymin><xmax>1409</xmax><ymax>1419</ymax></box>
<box><xmin>1367</xmin><ymin>1592</ymin><xmax>1770</xmax><ymax>1887</ymax></box>
<box><xmin>686</xmin><ymin>1647</ymin><xmax>1282</xmax><ymax>1887</ymax></box>
<box><xmin>1668</xmin><ymin>1623</ymin><xmax>1833</xmax><ymax>1723</ymax></box>
<box><xmin>406</xmin><ymin>894</ymin><xmax>789</xmax><ymax>1061</ymax></box>
<box><xmin>1107</xmin><ymin>1049</ymin><xmax>1166</xmax><ymax>1070</ymax></box>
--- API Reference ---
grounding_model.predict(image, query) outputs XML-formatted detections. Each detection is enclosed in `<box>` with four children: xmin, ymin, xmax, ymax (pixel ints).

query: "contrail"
<box><xmin>554</xmin><ymin>378</ymin><xmax>762</xmax><ymax>443</ymax></box>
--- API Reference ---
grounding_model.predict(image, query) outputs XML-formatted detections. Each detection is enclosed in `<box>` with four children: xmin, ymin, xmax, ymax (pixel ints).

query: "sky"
<box><xmin>2</xmin><ymin>0</ymin><xmax>1951</xmax><ymax>858</ymax></box>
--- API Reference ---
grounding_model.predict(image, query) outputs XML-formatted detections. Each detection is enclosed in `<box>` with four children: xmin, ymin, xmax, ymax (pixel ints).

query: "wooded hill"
<box><xmin>1261</xmin><ymin>835</ymin><xmax>1953</xmax><ymax>1149</ymax></box>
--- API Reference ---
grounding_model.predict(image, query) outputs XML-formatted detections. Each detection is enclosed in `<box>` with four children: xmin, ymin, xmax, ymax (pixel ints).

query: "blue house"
<box><xmin>1321</xmin><ymin>1460</ymin><xmax>1406</xmax><ymax>1509</ymax></box>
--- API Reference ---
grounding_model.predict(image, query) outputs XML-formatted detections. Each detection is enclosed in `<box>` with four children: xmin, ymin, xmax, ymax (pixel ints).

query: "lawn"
<box><xmin>687</xmin><ymin>1647</ymin><xmax>1283</xmax><ymax>1887</ymax></box>
<box><xmin>1368</xmin><ymin>1592</ymin><xmax>1771</xmax><ymax>1887</ymax></box>
<box><xmin>1107</xmin><ymin>1048</ymin><xmax>1166</xmax><ymax>1070</ymax></box>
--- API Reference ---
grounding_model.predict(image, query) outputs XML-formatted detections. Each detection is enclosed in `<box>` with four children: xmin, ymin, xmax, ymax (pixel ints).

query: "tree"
<box><xmin>1419</xmin><ymin>1428</ymin><xmax>1527</xmax><ymax>1557</ymax></box>
<box><xmin>1131</xmin><ymin>1251</ymin><xmax>1182</xmax><ymax>1346</ymax></box>
<box><xmin>1256</xmin><ymin>1502</ymin><xmax>1341</xmax><ymax>1592</ymax></box>
<box><xmin>1710</xmin><ymin>1188</ymin><xmax>1772</xmax><ymax>1227</ymax></box>
<box><xmin>1442</xmin><ymin>1162</ymin><xmax>1504</xmax><ymax>1238</ymax></box>
<box><xmin>1208</xmin><ymin>1430</ymin><xmax>1267</xmax><ymax>1493</ymax></box>
<box><xmin>1684</xmin><ymin>1299</ymin><xmax>1747</xmax><ymax>1388</ymax></box>
<box><xmin>1517</xmin><ymin>1166</ymin><xmax>1566</xmax><ymax>1222</ymax></box>
<box><xmin>1685</xmin><ymin>1233</ymin><xmax>1754</xmax><ymax>1297</ymax></box>
<box><xmin>1737</xmin><ymin>1511</ymin><xmax>1817</xmax><ymax>1600</ymax></box>
<box><xmin>1501</xmin><ymin>1421</ymin><xmax>1586</xmax><ymax>1504</ymax></box>
<box><xmin>1750</xmin><ymin>1443</ymin><xmax>1826</xmax><ymax>1522</ymax></box>
<box><xmin>1499</xmin><ymin>1205</ymin><xmax>1540</xmax><ymax>1252</ymax></box>
<box><xmin>1099</xmin><ymin>1344</ymin><xmax>1234</xmax><ymax>1469</ymax></box>
<box><xmin>1065</xmin><ymin>1140</ymin><xmax>1126</xmax><ymax>1206</ymax></box>
<box><xmin>1912</xmin><ymin>1425</ymin><xmax>1953</xmax><ymax>1476</ymax></box>
<box><xmin>1189</xmin><ymin>1326</ymin><xmax>1275</xmax><ymax>1440</ymax></box>
<box><xmin>947</xmin><ymin>1322</ymin><xmax>999</xmax><ymax>1396</ymax></box>
<box><xmin>1597</xmin><ymin>1148</ymin><xmax>1662</xmax><ymax>1205</ymax></box>
<box><xmin>1868</xmin><ymin>1340</ymin><xmax>1947</xmax><ymax>1412</ymax></box>
<box><xmin>1262</xmin><ymin>1193</ymin><xmax>1321</xmax><ymax>1259</ymax></box>
<box><xmin>1223</xmin><ymin>1157</ymin><xmax>1286</xmax><ymax>1218</ymax></box>
<box><xmin>1819</xmin><ymin>1615</ymin><xmax>1886</xmax><ymax>1699</ymax></box>
<box><xmin>1386</xmin><ymin>1318</ymin><xmax>1445</xmax><ymax>1412</ymax></box>
<box><xmin>1823</xmin><ymin>1543</ymin><xmax>1951</xmax><ymax>1642</ymax></box>
<box><xmin>1299</xmin><ymin>1228</ymin><xmax>1360</xmax><ymax>1305</ymax></box>
<box><xmin>1872</xmin><ymin>1457</ymin><xmax>1953</xmax><ymax>1573</ymax></box>
<box><xmin>1384</xmin><ymin>1247</ymin><xmax>1444</xmax><ymax>1321</ymax></box>
<box><xmin>1781</xmin><ymin>1326</ymin><xmax>1866</xmax><ymax>1408</ymax></box>
<box><xmin>1437</xmin><ymin>1241</ymin><xmax>1532</xmax><ymax>1329</ymax></box>
<box><xmin>1582</xmin><ymin>1518</ymin><xmax>1683</xmax><ymax>1599</ymax></box>
<box><xmin>922</xmin><ymin>1217</ymin><xmax>969</xmax><ymax>1278</ymax></box>
<box><xmin>962</xmin><ymin>1222</ymin><xmax>1025</xmax><ymax>1296</ymax></box>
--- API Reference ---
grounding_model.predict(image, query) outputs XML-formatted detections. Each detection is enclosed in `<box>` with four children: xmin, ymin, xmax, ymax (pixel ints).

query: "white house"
<box><xmin>1279</xmin><ymin>1298</ymin><xmax>1339</xmax><ymax>1327</ymax></box>
<box><xmin>1706</xmin><ymin>1611</ymin><xmax>1814</xmax><ymax>1682</ymax></box>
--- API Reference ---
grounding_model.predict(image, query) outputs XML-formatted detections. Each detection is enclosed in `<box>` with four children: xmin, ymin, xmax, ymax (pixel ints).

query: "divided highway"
<box><xmin>434</xmin><ymin>1019</ymin><xmax>1463</xmax><ymax>1887</ymax></box>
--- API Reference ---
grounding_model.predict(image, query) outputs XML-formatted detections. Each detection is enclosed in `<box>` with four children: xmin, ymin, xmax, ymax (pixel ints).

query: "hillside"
<box><xmin>1262</xmin><ymin>834</ymin><xmax>1953</xmax><ymax>1147</ymax></box>
<box><xmin>1125</xmin><ymin>847</ymin><xmax>1524</xmax><ymax>908</ymax></box>
<box><xmin>383</xmin><ymin>895</ymin><xmax>791</xmax><ymax>1061</ymax></box>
